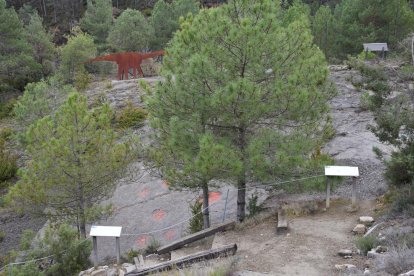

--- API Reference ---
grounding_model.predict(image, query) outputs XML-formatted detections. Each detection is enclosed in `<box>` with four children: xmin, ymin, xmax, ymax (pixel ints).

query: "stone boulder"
<box><xmin>367</xmin><ymin>249</ymin><xmax>380</xmax><ymax>258</ymax></box>
<box><xmin>359</xmin><ymin>216</ymin><xmax>374</xmax><ymax>226</ymax></box>
<box><xmin>335</xmin><ymin>264</ymin><xmax>356</xmax><ymax>271</ymax></box>
<box><xmin>338</xmin><ymin>249</ymin><xmax>353</xmax><ymax>258</ymax></box>
<box><xmin>353</xmin><ymin>224</ymin><xmax>367</xmax><ymax>235</ymax></box>
<box><xmin>375</xmin><ymin>245</ymin><xmax>388</xmax><ymax>253</ymax></box>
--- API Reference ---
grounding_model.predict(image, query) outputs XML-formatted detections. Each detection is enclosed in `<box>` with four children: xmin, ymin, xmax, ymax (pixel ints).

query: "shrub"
<box><xmin>0</xmin><ymin>127</ymin><xmax>14</xmax><ymax>141</ymax></box>
<box><xmin>357</xmin><ymin>50</ymin><xmax>376</xmax><ymax>61</ymax></box>
<box><xmin>376</xmin><ymin>247</ymin><xmax>414</xmax><ymax>275</ymax></box>
<box><xmin>126</xmin><ymin>249</ymin><xmax>142</xmax><ymax>262</ymax></box>
<box><xmin>19</xmin><ymin>229</ymin><xmax>35</xmax><ymax>251</ymax></box>
<box><xmin>41</xmin><ymin>224</ymin><xmax>92</xmax><ymax>275</ymax></box>
<box><xmin>391</xmin><ymin>193</ymin><xmax>414</xmax><ymax>217</ymax></box>
<box><xmin>0</xmin><ymin>99</ymin><xmax>16</xmax><ymax>119</ymax></box>
<box><xmin>356</xmin><ymin>235</ymin><xmax>380</xmax><ymax>255</ymax></box>
<box><xmin>383</xmin><ymin>226</ymin><xmax>414</xmax><ymax>249</ymax></box>
<box><xmin>144</xmin><ymin>238</ymin><xmax>160</xmax><ymax>255</ymax></box>
<box><xmin>188</xmin><ymin>200</ymin><xmax>203</xmax><ymax>234</ymax></box>
<box><xmin>74</xmin><ymin>67</ymin><xmax>92</xmax><ymax>91</ymax></box>
<box><xmin>0</xmin><ymin>139</ymin><xmax>18</xmax><ymax>183</ymax></box>
<box><xmin>360</xmin><ymin>91</ymin><xmax>371</xmax><ymax>111</ymax></box>
<box><xmin>365</xmin><ymin>80</ymin><xmax>390</xmax><ymax>95</ymax></box>
<box><xmin>247</xmin><ymin>191</ymin><xmax>263</xmax><ymax>217</ymax></box>
<box><xmin>116</xmin><ymin>101</ymin><xmax>147</xmax><ymax>129</ymax></box>
<box><xmin>0</xmin><ymin>231</ymin><xmax>5</xmax><ymax>242</ymax></box>
<box><xmin>399</xmin><ymin>64</ymin><xmax>414</xmax><ymax>81</ymax></box>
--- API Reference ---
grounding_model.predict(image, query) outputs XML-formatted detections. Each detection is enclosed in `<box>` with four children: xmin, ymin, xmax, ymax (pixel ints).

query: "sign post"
<box><xmin>324</xmin><ymin>166</ymin><xmax>359</xmax><ymax>209</ymax></box>
<box><xmin>90</xmin><ymin>226</ymin><xmax>122</xmax><ymax>268</ymax></box>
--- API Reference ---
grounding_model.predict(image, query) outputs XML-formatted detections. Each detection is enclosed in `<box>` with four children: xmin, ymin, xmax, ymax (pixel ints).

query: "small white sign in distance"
<box><xmin>90</xmin><ymin>226</ymin><xmax>122</xmax><ymax>237</ymax></box>
<box><xmin>324</xmin><ymin>166</ymin><xmax>359</xmax><ymax>177</ymax></box>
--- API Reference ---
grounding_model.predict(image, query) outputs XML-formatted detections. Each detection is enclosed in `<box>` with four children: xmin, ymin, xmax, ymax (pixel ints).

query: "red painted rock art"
<box><xmin>199</xmin><ymin>191</ymin><xmax>222</xmax><ymax>204</ymax></box>
<box><xmin>84</xmin><ymin>51</ymin><xmax>164</xmax><ymax>80</ymax></box>
<box><xmin>164</xmin><ymin>229</ymin><xmax>176</xmax><ymax>241</ymax></box>
<box><xmin>136</xmin><ymin>235</ymin><xmax>149</xmax><ymax>247</ymax></box>
<box><xmin>152</xmin><ymin>209</ymin><xmax>166</xmax><ymax>221</ymax></box>
<box><xmin>138</xmin><ymin>187</ymin><xmax>150</xmax><ymax>199</ymax></box>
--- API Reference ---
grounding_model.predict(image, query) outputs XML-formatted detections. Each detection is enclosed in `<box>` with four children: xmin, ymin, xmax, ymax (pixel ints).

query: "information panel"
<box><xmin>90</xmin><ymin>226</ymin><xmax>122</xmax><ymax>237</ymax></box>
<box><xmin>324</xmin><ymin>166</ymin><xmax>359</xmax><ymax>177</ymax></box>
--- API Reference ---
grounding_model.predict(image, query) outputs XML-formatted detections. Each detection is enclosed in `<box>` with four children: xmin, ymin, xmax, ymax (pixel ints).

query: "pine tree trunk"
<box><xmin>202</xmin><ymin>181</ymin><xmax>210</xmax><ymax>229</ymax></box>
<box><xmin>237</xmin><ymin>127</ymin><xmax>247</xmax><ymax>222</ymax></box>
<box><xmin>237</xmin><ymin>177</ymin><xmax>246</xmax><ymax>222</ymax></box>
<box><xmin>78</xmin><ymin>182</ymin><xmax>87</xmax><ymax>238</ymax></box>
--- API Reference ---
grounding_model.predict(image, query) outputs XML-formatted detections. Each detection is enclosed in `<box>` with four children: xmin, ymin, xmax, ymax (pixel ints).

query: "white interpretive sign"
<box><xmin>363</xmin><ymin>43</ymin><xmax>388</xmax><ymax>52</ymax></box>
<box><xmin>325</xmin><ymin>166</ymin><xmax>359</xmax><ymax>177</ymax></box>
<box><xmin>90</xmin><ymin>225</ymin><xmax>122</xmax><ymax>237</ymax></box>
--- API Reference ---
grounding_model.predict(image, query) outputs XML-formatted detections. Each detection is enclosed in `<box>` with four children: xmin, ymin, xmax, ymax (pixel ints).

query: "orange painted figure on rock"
<box><xmin>85</xmin><ymin>50</ymin><xmax>164</xmax><ymax>80</ymax></box>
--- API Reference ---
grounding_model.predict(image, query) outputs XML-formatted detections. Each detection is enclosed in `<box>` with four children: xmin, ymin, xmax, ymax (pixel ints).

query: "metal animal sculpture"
<box><xmin>85</xmin><ymin>50</ymin><xmax>164</xmax><ymax>80</ymax></box>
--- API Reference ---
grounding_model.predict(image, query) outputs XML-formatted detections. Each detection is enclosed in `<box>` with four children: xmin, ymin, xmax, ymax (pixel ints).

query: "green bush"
<box><xmin>0</xmin><ymin>231</ymin><xmax>5</xmax><ymax>242</ymax></box>
<box><xmin>19</xmin><ymin>229</ymin><xmax>35</xmax><ymax>251</ymax></box>
<box><xmin>126</xmin><ymin>249</ymin><xmax>142</xmax><ymax>262</ymax></box>
<box><xmin>247</xmin><ymin>191</ymin><xmax>263</xmax><ymax>217</ymax></box>
<box><xmin>360</xmin><ymin>91</ymin><xmax>371</xmax><ymax>111</ymax></box>
<box><xmin>0</xmin><ymin>139</ymin><xmax>18</xmax><ymax>184</ymax></box>
<box><xmin>0</xmin><ymin>127</ymin><xmax>14</xmax><ymax>141</ymax></box>
<box><xmin>144</xmin><ymin>238</ymin><xmax>160</xmax><ymax>255</ymax></box>
<box><xmin>116</xmin><ymin>102</ymin><xmax>147</xmax><ymax>129</ymax></box>
<box><xmin>399</xmin><ymin>64</ymin><xmax>414</xmax><ymax>81</ymax></box>
<box><xmin>357</xmin><ymin>50</ymin><xmax>376</xmax><ymax>60</ymax></box>
<box><xmin>10</xmin><ymin>224</ymin><xmax>92</xmax><ymax>275</ymax></box>
<box><xmin>384</xmin><ymin>148</ymin><xmax>414</xmax><ymax>188</ymax></box>
<box><xmin>391</xmin><ymin>193</ymin><xmax>414</xmax><ymax>217</ymax></box>
<box><xmin>356</xmin><ymin>235</ymin><xmax>380</xmax><ymax>255</ymax></box>
<box><xmin>74</xmin><ymin>67</ymin><xmax>92</xmax><ymax>92</ymax></box>
<box><xmin>188</xmin><ymin>200</ymin><xmax>203</xmax><ymax>234</ymax></box>
<box><xmin>0</xmin><ymin>99</ymin><xmax>16</xmax><ymax>119</ymax></box>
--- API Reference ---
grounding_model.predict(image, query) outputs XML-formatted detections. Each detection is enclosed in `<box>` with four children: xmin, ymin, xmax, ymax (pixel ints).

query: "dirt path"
<box><xmin>214</xmin><ymin>200</ymin><xmax>376</xmax><ymax>276</ymax></box>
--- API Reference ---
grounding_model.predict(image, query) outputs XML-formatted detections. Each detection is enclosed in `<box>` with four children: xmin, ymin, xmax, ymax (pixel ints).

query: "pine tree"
<box><xmin>156</xmin><ymin>0</ymin><xmax>334</xmax><ymax>222</ymax></box>
<box><xmin>24</xmin><ymin>12</ymin><xmax>56</xmax><ymax>77</ymax></box>
<box><xmin>148</xmin><ymin>78</ymin><xmax>241</xmax><ymax>227</ymax></box>
<box><xmin>14</xmin><ymin>75</ymin><xmax>73</xmax><ymax>127</ymax></box>
<box><xmin>0</xmin><ymin>0</ymin><xmax>41</xmax><ymax>95</ymax></box>
<box><xmin>59</xmin><ymin>27</ymin><xmax>97</xmax><ymax>83</ymax></box>
<box><xmin>7</xmin><ymin>93</ymin><xmax>135</xmax><ymax>237</ymax></box>
<box><xmin>80</xmin><ymin>0</ymin><xmax>113</xmax><ymax>48</ymax></box>
<box><xmin>333</xmin><ymin>0</ymin><xmax>414</xmax><ymax>58</ymax></box>
<box><xmin>312</xmin><ymin>5</ymin><xmax>335</xmax><ymax>60</ymax></box>
<box><xmin>107</xmin><ymin>8</ymin><xmax>153</xmax><ymax>52</ymax></box>
<box><xmin>150</xmin><ymin>0</ymin><xmax>199</xmax><ymax>50</ymax></box>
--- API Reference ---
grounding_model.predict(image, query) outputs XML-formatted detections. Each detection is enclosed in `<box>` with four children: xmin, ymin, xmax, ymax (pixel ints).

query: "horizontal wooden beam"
<box><xmin>126</xmin><ymin>244</ymin><xmax>237</xmax><ymax>276</ymax></box>
<box><xmin>157</xmin><ymin>221</ymin><xmax>235</xmax><ymax>255</ymax></box>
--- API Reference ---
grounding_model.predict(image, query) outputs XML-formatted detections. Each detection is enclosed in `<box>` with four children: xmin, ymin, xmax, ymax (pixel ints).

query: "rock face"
<box><xmin>324</xmin><ymin>69</ymin><xmax>392</xmax><ymax>200</ymax></box>
<box><xmin>353</xmin><ymin>224</ymin><xmax>367</xmax><ymax>235</ymax></box>
<box><xmin>359</xmin><ymin>216</ymin><xmax>375</xmax><ymax>225</ymax></box>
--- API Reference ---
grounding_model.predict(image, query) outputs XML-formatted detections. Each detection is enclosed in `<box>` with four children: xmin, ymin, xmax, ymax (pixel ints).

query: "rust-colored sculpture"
<box><xmin>85</xmin><ymin>50</ymin><xmax>164</xmax><ymax>80</ymax></box>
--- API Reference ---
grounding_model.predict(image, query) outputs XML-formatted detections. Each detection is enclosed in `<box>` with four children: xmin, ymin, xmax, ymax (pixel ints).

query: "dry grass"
<box><xmin>375</xmin><ymin>247</ymin><xmax>414</xmax><ymax>275</ymax></box>
<box><xmin>235</xmin><ymin>210</ymin><xmax>275</xmax><ymax>231</ymax></box>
